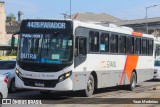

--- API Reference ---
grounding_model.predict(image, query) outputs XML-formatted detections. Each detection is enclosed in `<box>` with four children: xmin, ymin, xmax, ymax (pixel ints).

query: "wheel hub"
<box><xmin>87</xmin><ymin>80</ymin><xmax>93</xmax><ymax>92</ymax></box>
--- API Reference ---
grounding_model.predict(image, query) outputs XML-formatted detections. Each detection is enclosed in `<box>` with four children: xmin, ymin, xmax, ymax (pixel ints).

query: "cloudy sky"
<box><xmin>3</xmin><ymin>0</ymin><xmax>160</xmax><ymax>20</ymax></box>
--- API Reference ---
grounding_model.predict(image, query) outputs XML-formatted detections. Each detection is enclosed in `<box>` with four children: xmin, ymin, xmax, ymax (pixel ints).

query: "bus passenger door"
<box><xmin>74</xmin><ymin>36</ymin><xmax>87</xmax><ymax>90</ymax></box>
<box><xmin>74</xmin><ymin>36</ymin><xmax>87</xmax><ymax>68</ymax></box>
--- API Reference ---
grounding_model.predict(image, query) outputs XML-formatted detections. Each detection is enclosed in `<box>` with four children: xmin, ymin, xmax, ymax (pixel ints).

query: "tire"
<box><xmin>39</xmin><ymin>90</ymin><xmax>51</xmax><ymax>95</ymax></box>
<box><xmin>83</xmin><ymin>74</ymin><xmax>95</xmax><ymax>97</ymax></box>
<box><xmin>9</xmin><ymin>79</ymin><xmax>16</xmax><ymax>93</ymax></box>
<box><xmin>129</xmin><ymin>72</ymin><xmax>136</xmax><ymax>91</ymax></box>
<box><xmin>0</xmin><ymin>93</ymin><xmax>2</xmax><ymax>107</ymax></box>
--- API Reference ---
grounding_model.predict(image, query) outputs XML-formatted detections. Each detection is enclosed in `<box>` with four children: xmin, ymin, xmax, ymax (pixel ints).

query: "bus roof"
<box><xmin>73</xmin><ymin>20</ymin><xmax>154</xmax><ymax>39</ymax></box>
<box><xmin>19</xmin><ymin>19</ymin><xmax>154</xmax><ymax>39</ymax></box>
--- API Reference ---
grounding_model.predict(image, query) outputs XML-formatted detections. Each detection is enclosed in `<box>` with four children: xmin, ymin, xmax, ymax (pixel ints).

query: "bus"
<box><xmin>13</xmin><ymin>19</ymin><xmax>154</xmax><ymax>97</ymax></box>
<box><xmin>153</xmin><ymin>39</ymin><xmax>160</xmax><ymax>79</ymax></box>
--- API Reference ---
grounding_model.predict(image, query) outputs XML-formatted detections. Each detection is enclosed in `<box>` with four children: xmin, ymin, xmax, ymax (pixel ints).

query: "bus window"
<box><xmin>20</xmin><ymin>34</ymin><xmax>41</xmax><ymax>54</ymax></box>
<box><xmin>132</xmin><ymin>37</ymin><xmax>135</xmax><ymax>54</ymax></box>
<box><xmin>100</xmin><ymin>33</ymin><xmax>109</xmax><ymax>52</ymax></box>
<box><xmin>89</xmin><ymin>31</ymin><xmax>99</xmax><ymax>52</ymax></box>
<box><xmin>127</xmin><ymin>36</ymin><xmax>132</xmax><ymax>54</ymax></box>
<box><xmin>142</xmin><ymin>39</ymin><xmax>147</xmax><ymax>55</ymax></box>
<box><xmin>148</xmin><ymin>39</ymin><xmax>153</xmax><ymax>55</ymax></box>
<box><xmin>75</xmin><ymin>36</ymin><xmax>87</xmax><ymax>56</ymax></box>
<box><xmin>119</xmin><ymin>36</ymin><xmax>126</xmax><ymax>54</ymax></box>
<box><xmin>126</xmin><ymin>36</ymin><xmax>134</xmax><ymax>54</ymax></box>
<box><xmin>135</xmin><ymin>38</ymin><xmax>141</xmax><ymax>54</ymax></box>
<box><xmin>110</xmin><ymin>34</ymin><xmax>118</xmax><ymax>53</ymax></box>
<box><xmin>79</xmin><ymin>37</ymin><xmax>87</xmax><ymax>55</ymax></box>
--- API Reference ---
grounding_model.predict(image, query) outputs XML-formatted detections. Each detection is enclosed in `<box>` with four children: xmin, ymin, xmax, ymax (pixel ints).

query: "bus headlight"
<box><xmin>59</xmin><ymin>71</ymin><xmax>72</xmax><ymax>82</ymax></box>
<box><xmin>16</xmin><ymin>69</ymin><xmax>23</xmax><ymax>80</ymax></box>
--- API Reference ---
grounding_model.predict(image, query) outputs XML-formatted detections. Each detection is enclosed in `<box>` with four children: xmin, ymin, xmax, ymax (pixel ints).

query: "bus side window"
<box><xmin>89</xmin><ymin>31</ymin><xmax>99</xmax><ymax>52</ymax></box>
<box><xmin>119</xmin><ymin>35</ymin><xmax>126</xmax><ymax>54</ymax></box>
<box><xmin>100</xmin><ymin>33</ymin><xmax>109</xmax><ymax>52</ymax></box>
<box><xmin>148</xmin><ymin>39</ymin><xmax>153</xmax><ymax>55</ymax></box>
<box><xmin>110</xmin><ymin>34</ymin><xmax>118</xmax><ymax>53</ymax></box>
<box><xmin>75</xmin><ymin>37</ymin><xmax>87</xmax><ymax>56</ymax></box>
<box><xmin>132</xmin><ymin>37</ymin><xmax>135</xmax><ymax>54</ymax></box>
<box><xmin>142</xmin><ymin>39</ymin><xmax>147</xmax><ymax>55</ymax></box>
<box><xmin>135</xmin><ymin>38</ymin><xmax>141</xmax><ymax>54</ymax></box>
<box><xmin>126</xmin><ymin>36</ymin><xmax>131</xmax><ymax>54</ymax></box>
<box><xmin>79</xmin><ymin>38</ymin><xmax>87</xmax><ymax>55</ymax></box>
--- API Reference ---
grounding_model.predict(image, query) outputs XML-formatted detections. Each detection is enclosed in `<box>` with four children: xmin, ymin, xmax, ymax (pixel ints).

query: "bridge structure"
<box><xmin>115</xmin><ymin>17</ymin><xmax>160</xmax><ymax>37</ymax></box>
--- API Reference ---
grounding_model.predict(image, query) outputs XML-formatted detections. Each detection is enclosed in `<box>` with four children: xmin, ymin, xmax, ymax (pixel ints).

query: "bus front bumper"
<box><xmin>15</xmin><ymin>75</ymin><xmax>73</xmax><ymax>91</ymax></box>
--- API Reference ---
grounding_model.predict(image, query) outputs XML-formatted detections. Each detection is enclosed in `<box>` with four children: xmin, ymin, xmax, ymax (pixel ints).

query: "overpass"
<box><xmin>115</xmin><ymin>17</ymin><xmax>160</xmax><ymax>37</ymax></box>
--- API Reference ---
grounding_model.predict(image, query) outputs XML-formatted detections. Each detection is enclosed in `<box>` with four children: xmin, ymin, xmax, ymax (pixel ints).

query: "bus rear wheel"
<box><xmin>129</xmin><ymin>72</ymin><xmax>136</xmax><ymax>91</ymax></box>
<box><xmin>83</xmin><ymin>74</ymin><xmax>94</xmax><ymax>97</ymax></box>
<box><xmin>0</xmin><ymin>93</ymin><xmax>2</xmax><ymax>107</ymax></box>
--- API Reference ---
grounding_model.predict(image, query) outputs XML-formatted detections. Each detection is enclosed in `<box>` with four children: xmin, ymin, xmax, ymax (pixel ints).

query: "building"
<box><xmin>0</xmin><ymin>1</ymin><xmax>6</xmax><ymax>45</ymax></box>
<box><xmin>6</xmin><ymin>21</ymin><xmax>20</xmax><ymax>46</ymax></box>
<box><xmin>73</xmin><ymin>12</ymin><xmax>122</xmax><ymax>23</ymax></box>
<box><xmin>114</xmin><ymin>17</ymin><xmax>160</xmax><ymax>37</ymax></box>
<box><xmin>0</xmin><ymin>1</ymin><xmax>20</xmax><ymax>55</ymax></box>
<box><xmin>73</xmin><ymin>12</ymin><xmax>160</xmax><ymax>37</ymax></box>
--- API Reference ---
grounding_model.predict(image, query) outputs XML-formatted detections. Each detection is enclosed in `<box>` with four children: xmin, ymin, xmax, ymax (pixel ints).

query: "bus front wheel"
<box><xmin>83</xmin><ymin>74</ymin><xmax>95</xmax><ymax>97</ymax></box>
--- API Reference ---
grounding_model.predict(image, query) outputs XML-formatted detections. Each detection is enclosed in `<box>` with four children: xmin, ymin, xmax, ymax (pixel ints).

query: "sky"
<box><xmin>3</xmin><ymin>0</ymin><xmax>160</xmax><ymax>20</ymax></box>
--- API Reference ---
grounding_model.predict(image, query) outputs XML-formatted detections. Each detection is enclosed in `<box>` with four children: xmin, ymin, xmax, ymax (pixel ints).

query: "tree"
<box><xmin>7</xmin><ymin>13</ymin><xmax>16</xmax><ymax>22</ymax></box>
<box><xmin>6</xmin><ymin>50</ymin><xmax>17</xmax><ymax>56</ymax></box>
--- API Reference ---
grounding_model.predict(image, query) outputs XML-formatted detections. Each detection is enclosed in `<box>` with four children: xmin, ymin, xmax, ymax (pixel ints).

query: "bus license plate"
<box><xmin>35</xmin><ymin>82</ymin><xmax>44</xmax><ymax>87</ymax></box>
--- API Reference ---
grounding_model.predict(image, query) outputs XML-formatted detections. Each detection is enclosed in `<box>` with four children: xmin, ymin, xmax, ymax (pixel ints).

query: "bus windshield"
<box><xmin>18</xmin><ymin>33</ymin><xmax>73</xmax><ymax>64</ymax></box>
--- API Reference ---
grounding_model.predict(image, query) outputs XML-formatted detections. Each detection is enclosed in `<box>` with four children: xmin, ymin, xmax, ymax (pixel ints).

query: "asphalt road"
<box><xmin>2</xmin><ymin>79</ymin><xmax>160</xmax><ymax>107</ymax></box>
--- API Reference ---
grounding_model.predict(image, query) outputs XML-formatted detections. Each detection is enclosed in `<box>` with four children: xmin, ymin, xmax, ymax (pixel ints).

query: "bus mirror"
<box><xmin>11</xmin><ymin>36</ymin><xmax>15</xmax><ymax>49</ymax></box>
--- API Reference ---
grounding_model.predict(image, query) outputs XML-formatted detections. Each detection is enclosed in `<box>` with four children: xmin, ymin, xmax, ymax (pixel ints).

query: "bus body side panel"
<box><xmin>73</xmin><ymin>54</ymin><xmax>126</xmax><ymax>91</ymax></box>
<box><xmin>136</xmin><ymin>56</ymin><xmax>154</xmax><ymax>83</ymax></box>
<box><xmin>72</xmin><ymin>61</ymin><xmax>88</xmax><ymax>91</ymax></box>
<box><xmin>98</xmin><ymin>54</ymin><xmax>127</xmax><ymax>88</ymax></box>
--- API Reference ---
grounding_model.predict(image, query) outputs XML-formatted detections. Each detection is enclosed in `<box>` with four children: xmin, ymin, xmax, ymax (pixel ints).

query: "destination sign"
<box><xmin>27</xmin><ymin>22</ymin><xmax>66</xmax><ymax>29</ymax></box>
<box><xmin>20</xmin><ymin>20</ymin><xmax>72</xmax><ymax>33</ymax></box>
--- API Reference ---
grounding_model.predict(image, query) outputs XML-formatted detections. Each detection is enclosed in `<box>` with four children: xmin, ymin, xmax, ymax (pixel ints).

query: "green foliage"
<box><xmin>6</xmin><ymin>50</ymin><xmax>17</xmax><ymax>56</ymax></box>
<box><xmin>7</xmin><ymin>13</ymin><xmax>16</xmax><ymax>18</ymax></box>
<box><xmin>7</xmin><ymin>13</ymin><xmax>16</xmax><ymax>22</ymax></box>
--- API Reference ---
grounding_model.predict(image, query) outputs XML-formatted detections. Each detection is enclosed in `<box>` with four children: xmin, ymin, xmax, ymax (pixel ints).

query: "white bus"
<box><xmin>13</xmin><ymin>19</ymin><xmax>154</xmax><ymax>97</ymax></box>
<box><xmin>154</xmin><ymin>39</ymin><xmax>160</xmax><ymax>79</ymax></box>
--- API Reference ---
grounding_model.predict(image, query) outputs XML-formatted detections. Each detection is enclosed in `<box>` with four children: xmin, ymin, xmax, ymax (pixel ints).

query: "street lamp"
<box><xmin>61</xmin><ymin>0</ymin><xmax>71</xmax><ymax>19</ymax></box>
<box><xmin>146</xmin><ymin>5</ymin><xmax>159</xmax><ymax>34</ymax></box>
<box><xmin>70</xmin><ymin>0</ymin><xmax>72</xmax><ymax>19</ymax></box>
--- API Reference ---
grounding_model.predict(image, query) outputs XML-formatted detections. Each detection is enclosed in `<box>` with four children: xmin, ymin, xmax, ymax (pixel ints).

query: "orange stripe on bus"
<box><xmin>119</xmin><ymin>55</ymin><xmax>139</xmax><ymax>85</ymax></box>
<box><xmin>132</xmin><ymin>32</ymin><xmax>143</xmax><ymax>37</ymax></box>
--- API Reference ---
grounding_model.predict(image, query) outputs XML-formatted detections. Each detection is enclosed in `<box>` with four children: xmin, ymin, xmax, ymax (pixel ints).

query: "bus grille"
<box><xmin>22</xmin><ymin>77</ymin><xmax>59</xmax><ymax>88</ymax></box>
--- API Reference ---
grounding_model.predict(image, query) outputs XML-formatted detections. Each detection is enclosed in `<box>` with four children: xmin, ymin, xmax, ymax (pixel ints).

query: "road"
<box><xmin>2</xmin><ymin>79</ymin><xmax>160</xmax><ymax>107</ymax></box>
